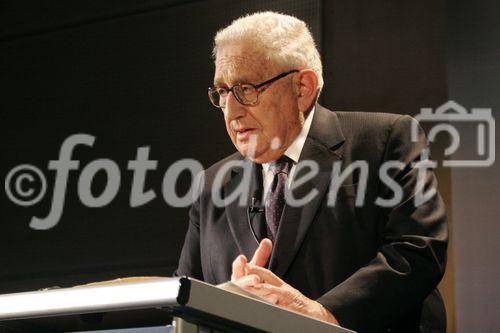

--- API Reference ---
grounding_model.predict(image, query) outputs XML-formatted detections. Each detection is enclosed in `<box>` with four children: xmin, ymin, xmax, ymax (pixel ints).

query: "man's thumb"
<box><xmin>250</xmin><ymin>238</ymin><xmax>273</xmax><ymax>267</ymax></box>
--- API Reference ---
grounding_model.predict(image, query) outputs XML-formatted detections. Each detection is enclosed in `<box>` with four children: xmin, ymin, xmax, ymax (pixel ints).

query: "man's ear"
<box><xmin>296</xmin><ymin>69</ymin><xmax>319</xmax><ymax>113</ymax></box>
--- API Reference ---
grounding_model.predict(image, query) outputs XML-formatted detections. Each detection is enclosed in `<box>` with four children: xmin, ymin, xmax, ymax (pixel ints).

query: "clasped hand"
<box><xmin>231</xmin><ymin>238</ymin><xmax>339</xmax><ymax>325</ymax></box>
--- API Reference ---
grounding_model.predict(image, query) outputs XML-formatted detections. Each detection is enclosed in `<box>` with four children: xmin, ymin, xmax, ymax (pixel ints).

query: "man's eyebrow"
<box><xmin>213</xmin><ymin>79</ymin><xmax>227</xmax><ymax>87</ymax></box>
<box><xmin>214</xmin><ymin>75</ymin><xmax>257</xmax><ymax>87</ymax></box>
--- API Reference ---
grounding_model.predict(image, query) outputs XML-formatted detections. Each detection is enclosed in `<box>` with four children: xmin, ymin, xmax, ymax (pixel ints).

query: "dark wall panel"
<box><xmin>320</xmin><ymin>0</ymin><xmax>448</xmax><ymax>115</ymax></box>
<box><xmin>0</xmin><ymin>0</ymin><xmax>321</xmax><ymax>292</ymax></box>
<box><xmin>446</xmin><ymin>0</ymin><xmax>500</xmax><ymax>332</ymax></box>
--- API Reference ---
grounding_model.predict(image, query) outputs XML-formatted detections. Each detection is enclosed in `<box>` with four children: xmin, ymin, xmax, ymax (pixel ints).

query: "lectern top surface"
<box><xmin>0</xmin><ymin>277</ymin><xmax>184</xmax><ymax>320</ymax></box>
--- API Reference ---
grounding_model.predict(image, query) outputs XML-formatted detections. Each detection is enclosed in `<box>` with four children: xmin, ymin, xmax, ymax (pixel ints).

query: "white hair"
<box><xmin>213</xmin><ymin>11</ymin><xmax>324</xmax><ymax>91</ymax></box>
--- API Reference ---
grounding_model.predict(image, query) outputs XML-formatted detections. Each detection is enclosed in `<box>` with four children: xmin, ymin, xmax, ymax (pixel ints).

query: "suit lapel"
<box><xmin>269</xmin><ymin>105</ymin><xmax>345</xmax><ymax>278</ymax></box>
<box><xmin>224</xmin><ymin>159</ymin><xmax>261</xmax><ymax>260</ymax></box>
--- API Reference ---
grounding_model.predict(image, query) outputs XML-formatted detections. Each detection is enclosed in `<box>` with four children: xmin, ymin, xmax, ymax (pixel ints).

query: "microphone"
<box><xmin>249</xmin><ymin>196</ymin><xmax>265</xmax><ymax>213</ymax></box>
<box><xmin>247</xmin><ymin>193</ymin><xmax>265</xmax><ymax>245</ymax></box>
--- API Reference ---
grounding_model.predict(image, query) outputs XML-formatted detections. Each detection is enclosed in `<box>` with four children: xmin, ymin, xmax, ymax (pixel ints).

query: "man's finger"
<box><xmin>250</xmin><ymin>238</ymin><xmax>273</xmax><ymax>267</ymax></box>
<box><xmin>234</xmin><ymin>274</ymin><xmax>261</xmax><ymax>289</ymax></box>
<box><xmin>246</xmin><ymin>264</ymin><xmax>284</xmax><ymax>286</ymax></box>
<box><xmin>231</xmin><ymin>254</ymin><xmax>247</xmax><ymax>282</ymax></box>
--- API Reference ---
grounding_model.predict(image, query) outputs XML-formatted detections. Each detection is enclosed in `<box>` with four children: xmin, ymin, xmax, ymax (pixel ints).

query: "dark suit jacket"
<box><xmin>175</xmin><ymin>105</ymin><xmax>448</xmax><ymax>333</ymax></box>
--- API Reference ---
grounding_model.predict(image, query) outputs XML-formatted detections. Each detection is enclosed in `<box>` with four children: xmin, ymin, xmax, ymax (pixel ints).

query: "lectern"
<box><xmin>0</xmin><ymin>277</ymin><xmax>354</xmax><ymax>333</ymax></box>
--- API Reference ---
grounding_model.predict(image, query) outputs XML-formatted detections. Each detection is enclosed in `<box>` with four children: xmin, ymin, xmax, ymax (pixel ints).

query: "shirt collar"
<box><xmin>263</xmin><ymin>106</ymin><xmax>315</xmax><ymax>172</ymax></box>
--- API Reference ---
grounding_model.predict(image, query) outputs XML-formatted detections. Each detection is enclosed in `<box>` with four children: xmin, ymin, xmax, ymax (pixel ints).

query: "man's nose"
<box><xmin>224</xmin><ymin>92</ymin><xmax>246</xmax><ymax>120</ymax></box>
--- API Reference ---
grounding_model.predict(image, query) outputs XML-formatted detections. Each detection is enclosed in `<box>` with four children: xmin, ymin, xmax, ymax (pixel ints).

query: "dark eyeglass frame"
<box><xmin>208</xmin><ymin>69</ymin><xmax>299</xmax><ymax>108</ymax></box>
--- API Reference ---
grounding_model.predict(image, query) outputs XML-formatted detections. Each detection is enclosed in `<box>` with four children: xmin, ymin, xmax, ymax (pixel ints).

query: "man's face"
<box><xmin>214</xmin><ymin>44</ymin><xmax>303</xmax><ymax>164</ymax></box>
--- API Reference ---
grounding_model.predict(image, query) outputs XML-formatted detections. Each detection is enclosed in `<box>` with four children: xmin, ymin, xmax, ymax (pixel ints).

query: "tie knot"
<box><xmin>270</xmin><ymin>156</ymin><xmax>293</xmax><ymax>175</ymax></box>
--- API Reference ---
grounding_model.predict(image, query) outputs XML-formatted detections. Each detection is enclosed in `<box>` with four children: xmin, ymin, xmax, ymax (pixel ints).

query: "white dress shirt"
<box><xmin>262</xmin><ymin>107</ymin><xmax>315</xmax><ymax>200</ymax></box>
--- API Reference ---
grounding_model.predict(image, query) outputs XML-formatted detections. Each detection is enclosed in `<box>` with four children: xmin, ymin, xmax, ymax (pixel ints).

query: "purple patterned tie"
<box><xmin>265</xmin><ymin>156</ymin><xmax>293</xmax><ymax>242</ymax></box>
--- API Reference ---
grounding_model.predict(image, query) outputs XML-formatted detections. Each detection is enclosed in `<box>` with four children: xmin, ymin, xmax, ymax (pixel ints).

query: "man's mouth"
<box><xmin>236</xmin><ymin>128</ymin><xmax>257</xmax><ymax>140</ymax></box>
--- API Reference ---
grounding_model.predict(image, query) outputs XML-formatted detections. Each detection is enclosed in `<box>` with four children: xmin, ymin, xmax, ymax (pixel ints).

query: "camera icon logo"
<box><xmin>412</xmin><ymin>100</ymin><xmax>495</xmax><ymax>167</ymax></box>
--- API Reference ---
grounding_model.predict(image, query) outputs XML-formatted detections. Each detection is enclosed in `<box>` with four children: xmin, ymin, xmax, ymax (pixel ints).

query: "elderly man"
<box><xmin>176</xmin><ymin>12</ymin><xmax>447</xmax><ymax>333</ymax></box>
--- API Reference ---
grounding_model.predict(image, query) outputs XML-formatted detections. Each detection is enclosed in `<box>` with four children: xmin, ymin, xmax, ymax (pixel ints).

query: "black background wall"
<box><xmin>6</xmin><ymin>1</ymin><xmax>500</xmax><ymax>332</ymax></box>
<box><xmin>0</xmin><ymin>0</ymin><xmax>450</xmax><ymax>291</ymax></box>
<box><xmin>0</xmin><ymin>0</ymin><xmax>323</xmax><ymax>292</ymax></box>
<box><xmin>5</xmin><ymin>0</ymin><xmax>487</xmax><ymax>330</ymax></box>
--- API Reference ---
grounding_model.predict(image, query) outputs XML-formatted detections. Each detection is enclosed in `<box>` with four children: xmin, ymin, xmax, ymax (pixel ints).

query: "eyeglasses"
<box><xmin>208</xmin><ymin>69</ymin><xmax>299</xmax><ymax>108</ymax></box>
